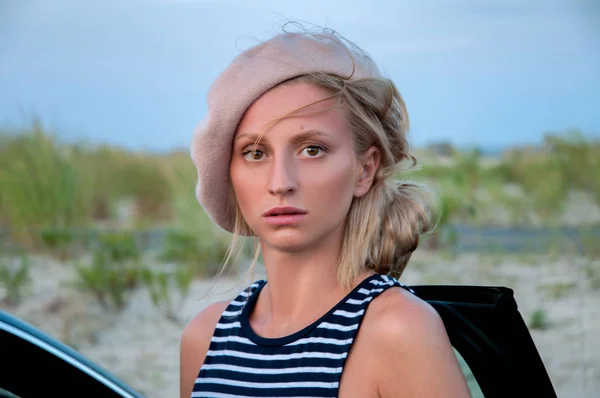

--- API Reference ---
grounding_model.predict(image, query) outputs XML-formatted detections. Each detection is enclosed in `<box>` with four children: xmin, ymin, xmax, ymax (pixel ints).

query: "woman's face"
<box><xmin>230</xmin><ymin>82</ymin><xmax>379</xmax><ymax>252</ymax></box>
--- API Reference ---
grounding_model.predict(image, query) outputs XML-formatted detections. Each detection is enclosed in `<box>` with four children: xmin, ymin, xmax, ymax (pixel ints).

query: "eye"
<box><xmin>301</xmin><ymin>145</ymin><xmax>327</xmax><ymax>157</ymax></box>
<box><xmin>242</xmin><ymin>149</ymin><xmax>265</xmax><ymax>161</ymax></box>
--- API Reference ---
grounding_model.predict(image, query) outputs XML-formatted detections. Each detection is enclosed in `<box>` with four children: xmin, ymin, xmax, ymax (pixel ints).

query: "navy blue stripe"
<box><xmin>200</xmin><ymin>369</ymin><xmax>339</xmax><ymax>383</ymax></box>
<box><xmin>212</xmin><ymin>323</ymin><xmax>357</xmax><ymax>340</ymax></box>
<box><xmin>197</xmin><ymin>384</ymin><xmax>337</xmax><ymax>397</ymax></box>
<box><xmin>208</xmin><ymin>341</ymin><xmax>352</xmax><ymax>355</ymax></box>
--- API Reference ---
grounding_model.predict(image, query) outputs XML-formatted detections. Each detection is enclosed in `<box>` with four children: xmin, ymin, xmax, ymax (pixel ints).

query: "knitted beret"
<box><xmin>190</xmin><ymin>30</ymin><xmax>381</xmax><ymax>233</ymax></box>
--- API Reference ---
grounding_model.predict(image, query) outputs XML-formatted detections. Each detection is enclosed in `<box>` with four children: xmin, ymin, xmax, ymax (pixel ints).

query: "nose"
<box><xmin>268</xmin><ymin>154</ymin><xmax>297</xmax><ymax>196</ymax></box>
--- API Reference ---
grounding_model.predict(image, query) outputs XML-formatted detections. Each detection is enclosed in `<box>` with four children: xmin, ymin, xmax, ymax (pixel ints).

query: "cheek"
<box><xmin>230</xmin><ymin>164</ymin><xmax>259</xmax><ymax>216</ymax></box>
<box><xmin>303</xmin><ymin>157</ymin><xmax>357</xmax><ymax>204</ymax></box>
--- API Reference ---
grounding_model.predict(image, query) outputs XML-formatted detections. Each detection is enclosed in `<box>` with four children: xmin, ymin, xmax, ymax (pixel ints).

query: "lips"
<box><xmin>262</xmin><ymin>206</ymin><xmax>308</xmax><ymax>217</ymax></box>
<box><xmin>262</xmin><ymin>207</ymin><xmax>308</xmax><ymax>226</ymax></box>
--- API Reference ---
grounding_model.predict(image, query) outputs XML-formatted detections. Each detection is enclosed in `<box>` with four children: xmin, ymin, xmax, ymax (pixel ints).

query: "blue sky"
<box><xmin>0</xmin><ymin>0</ymin><xmax>598</xmax><ymax>153</ymax></box>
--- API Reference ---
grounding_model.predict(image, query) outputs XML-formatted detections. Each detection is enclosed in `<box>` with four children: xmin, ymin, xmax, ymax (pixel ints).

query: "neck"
<box><xmin>252</xmin><ymin>227</ymin><xmax>371</xmax><ymax>337</ymax></box>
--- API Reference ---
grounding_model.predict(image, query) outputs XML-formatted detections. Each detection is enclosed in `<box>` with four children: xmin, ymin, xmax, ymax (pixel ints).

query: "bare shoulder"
<box><xmin>362</xmin><ymin>285</ymin><xmax>445</xmax><ymax>341</ymax></box>
<box><xmin>181</xmin><ymin>299</ymin><xmax>231</xmax><ymax>343</ymax></box>
<box><xmin>179</xmin><ymin>299</ymin><xmax>231</xmax><ymax>398</ymax></box>
<box><xmin>361</xmin><ymin>286</ymin><xmax>472</xmax><ymax>398</ymax></box>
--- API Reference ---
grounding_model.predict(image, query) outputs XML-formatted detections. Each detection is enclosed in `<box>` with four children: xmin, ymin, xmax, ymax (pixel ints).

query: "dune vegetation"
<box><xmin>0</xmin><ymin>122</ymin><xmax>598</xmax><ymax>311</ymax></box>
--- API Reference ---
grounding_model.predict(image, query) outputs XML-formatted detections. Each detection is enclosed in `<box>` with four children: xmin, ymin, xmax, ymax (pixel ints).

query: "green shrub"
<box><xmin>160</xmin><ymin>229</ymin><xmax>205</xmax><ymax>264</ymax></box>
<box><xmin>160</xmin><ymin>229</ymin><xmax>230</xmax><ymax>276</ymax></box>
<box><xmin>73</xmin><ymin>230</ymin><xmax>142</xmax><ymax>310</ymax></box>
<box><xmin>38</xmin><ymin>227</ymin><xmax>74</xmax><ymax>260</ymax></box>
<box><xmin>74</xmin><ymin>252</ymin><xmax>141</xmax><ymax>311</ymax></box>
<box><xmin>95</xmin><ymin>230</ymin><xmax>140</xmax><ymax>263</ymax></box>
<box><xmin>529</xmin><ymin>309</ymin><xmax>550</xmax><ymax>330</ymax></box>
<box><xmin>0</xmin><ymin>254</ymin><xmax>32</xmax><ymax>306</ymax></box>
<box><xmin>141</xmin><ymin>264</ymin><xmax>193</xmax><ymax>322</ymax></box>
<box><xmin>584</xmin><ymin>262</ymin><xmax>600</xmax><ymax>290</ymax></box>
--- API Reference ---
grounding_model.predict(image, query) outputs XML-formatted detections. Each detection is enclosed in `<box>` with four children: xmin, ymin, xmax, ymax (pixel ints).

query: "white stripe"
<box><xmin>0</xmin><ymin>321</ymin><xmax>139</xmax><ymax>398</ymax></box>
<box><xmin>346</xmin><ymin>296</ymin><xmax>373</xmax><ymax>305</ymax></box>
<box><xmin>237</xmin><ymin>282</ymin><xmax>261</xmax><ymax>297</ymax></box>
<box><xmin>229</xmin><ymin>300</ymin><xmax>246</xmax><ymax>307</ymax></box>
<box><xmin>215</xmin><ymin>321</ymin><xmax>241</xmax><ymax>329</ymax></box>
<box><xmin>211</xmin><ymin>335</ymin><xmax>255</xmax><ymax>345</ymax></box>
<box><xmin>191</xmin><ymin>393</ymin><xmax>248</xmax><ymax>398</ymax></box>
<box><xmin>358</xmin><ymin>287</ymin><xmax>383</xmax><ymax>295</ymax></box>
<box><xmin>371</xmin><ymin>277</ymin><xmax>415</xmax><ymax>294</ymax></box>
<box><xmin>332</xmin><ymin>309</ymin><xmax>365</xmax><ymax>318</ymax></box>
<box><xmin>317</xmin><ymin>322</ymin><xmax>359</xmax><ymax>332</ymax></box>
<box><xmin>196</xmin><ymin>377</ymin><xmax>338</xmax><ymax>389</ymax></box>
<box><xmin>200</xmin><ymin>363</ymin><xmax>342</xmax><ymax>374</ymax></box>
<box><xmin>206</xmin><ymin>349</ymin><xmax>347</xmax><ymax>361</ymax></box>
<box><xmin>370</xmin><ymin>279</ymin><xmax>393</xmax><ymax>287</ymax></box>
<box><xmin>221</xmin><ymin>310</ymin><xmax>242</xmax><ymax>317</ymax></box>
<box><xmin>287</xmin><ymin>336</ymin><xmax>353</xmax><ymax>346</ymax></box>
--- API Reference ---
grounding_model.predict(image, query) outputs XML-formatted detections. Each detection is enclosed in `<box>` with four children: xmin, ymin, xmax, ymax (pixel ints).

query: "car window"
<box><xmin>455</xmin><ymin>348</ymin><xmax>484</xmax><ymax>398</ymax></box>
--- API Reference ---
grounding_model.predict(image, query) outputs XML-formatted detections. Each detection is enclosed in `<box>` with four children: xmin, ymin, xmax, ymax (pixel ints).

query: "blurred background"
<box><xmin>0</xmin><ymin>1</ymin><xmax>599</xmax><ymax>397</ymax></box>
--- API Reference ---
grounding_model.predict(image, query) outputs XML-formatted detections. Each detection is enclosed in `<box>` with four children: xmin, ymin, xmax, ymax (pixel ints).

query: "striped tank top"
<box><xmin>192</xmin><ymin>273</ymin><xmax>414</xmax><ymax>397</ymax></box>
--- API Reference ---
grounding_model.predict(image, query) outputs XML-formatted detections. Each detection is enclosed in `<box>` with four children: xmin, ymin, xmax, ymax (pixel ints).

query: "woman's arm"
<box><xmin>179</xmin><ymin>300</ymin><xmax>230</xmax><ymax>398</ymax></box>
<box><xmin>366</xmin><ymin>288</ymin><xmax>472</xmax><ymax>398</ymax></box>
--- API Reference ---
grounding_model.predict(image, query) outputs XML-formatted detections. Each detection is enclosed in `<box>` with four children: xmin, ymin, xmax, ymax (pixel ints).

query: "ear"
<box><xmin>354</xmin><ymin>146</ymin><xmax>381</xmax><ymax>198</ymax></box>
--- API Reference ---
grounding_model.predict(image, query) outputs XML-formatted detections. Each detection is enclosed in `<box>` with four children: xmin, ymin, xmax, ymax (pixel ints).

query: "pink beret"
<box><xmin>190</xmin><ymin>30</ymin><xmax>381</xmax><ymax>233</ymax></box>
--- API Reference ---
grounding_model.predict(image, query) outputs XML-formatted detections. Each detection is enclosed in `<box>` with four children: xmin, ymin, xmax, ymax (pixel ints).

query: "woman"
<box><xmin>181</xmin><ymin>25</ymin><xmax>472</xmax><ymax>398</ymax></box>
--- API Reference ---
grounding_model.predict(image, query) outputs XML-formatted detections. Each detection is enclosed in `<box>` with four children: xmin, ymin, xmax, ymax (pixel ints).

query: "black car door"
<box><xmin>410</xmin><ymin>284</ymin><xmax>557</xmax><ymax>398</ymax></box>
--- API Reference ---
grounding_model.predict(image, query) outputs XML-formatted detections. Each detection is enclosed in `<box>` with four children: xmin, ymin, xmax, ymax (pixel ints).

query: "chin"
<box><xmin>261</xmin><ymin>229</ymin><xmax>313</xmax><ymax>253</ymax></box>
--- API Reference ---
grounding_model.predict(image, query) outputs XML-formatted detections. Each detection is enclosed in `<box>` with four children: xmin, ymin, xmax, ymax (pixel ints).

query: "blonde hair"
<box><xmin>220</xmin><ymin>28</ymin><xmax>439</xmax><ymax>290</ymax></box>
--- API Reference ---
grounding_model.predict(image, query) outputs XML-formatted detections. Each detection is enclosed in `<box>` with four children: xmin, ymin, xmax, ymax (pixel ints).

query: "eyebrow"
<box><xmin>234</xmin><ymin>129</ymin><xmax>331</xmax><ymax>144</ymax></box>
